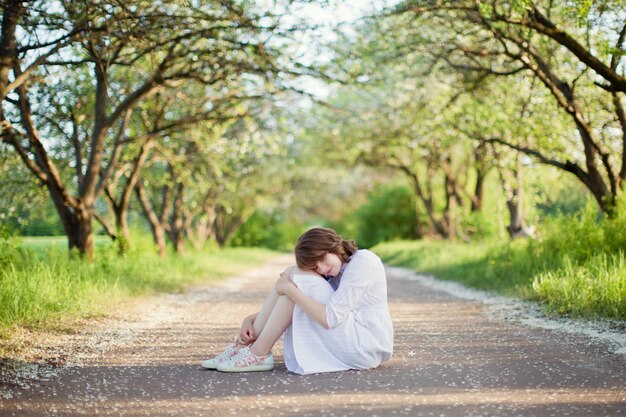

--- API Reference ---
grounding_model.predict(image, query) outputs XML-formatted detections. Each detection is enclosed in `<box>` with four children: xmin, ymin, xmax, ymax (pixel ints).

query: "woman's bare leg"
<box><xmin>248</xmin><ymin>268</ymin><xmax>319</xmax><ymax>356</ymax></box>
<box><xmin>249</xmin><ymin>295</ymin><xmax>295</xmax><ymax>356</ymax></box>
<box><xmin>251</xmin><ymin>267</ymin><xmax>317</xmax><ymax>336</ymax></box>
<box><xmin>251</xmin><ymin>290</ymin><xmax>280</xmax><ymax>336</ymax></box>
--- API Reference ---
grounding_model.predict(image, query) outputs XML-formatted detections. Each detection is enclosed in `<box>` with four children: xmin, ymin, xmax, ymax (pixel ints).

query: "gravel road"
<box><xmin>1</xmin><ymin>254</ymin><xmax>625</xmax><ymax>417</ymax></box>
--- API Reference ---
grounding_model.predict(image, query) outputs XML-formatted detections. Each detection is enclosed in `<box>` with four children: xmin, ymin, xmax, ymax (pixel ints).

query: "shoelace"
<box><xmin>214</xmin><ymin>346</ymin><xmax>234</xmax><ymax>361</ymax></box>
<box><xmin>214</xmin><ymin>337</ymin><xmax>245</xmax><ymax>362</ymax></box>
<box><xmin>231</xmin><ymin>348</ymin><xmax>266</xmax><ymax>367</ymax></box>
<box><xmin>213</xmin><ymin>341</ymin><xmax>240</xmax><ymax>363</ymax></box>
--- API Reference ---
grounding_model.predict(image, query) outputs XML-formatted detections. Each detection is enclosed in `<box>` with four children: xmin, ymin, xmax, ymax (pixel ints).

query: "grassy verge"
<box><xmin>373</xmin><ymin>208</ymin><xmax>626</xmax><ymax>321</ymax></box>
<box><xmin>0</xmin><ymin>236</ymin><xmax>279</xmax><ymax>349</ymax></box>
<box><xmin>19</xmin><ymin>235</ymin><xmax>112</xmax><ymax>255</ymax></box>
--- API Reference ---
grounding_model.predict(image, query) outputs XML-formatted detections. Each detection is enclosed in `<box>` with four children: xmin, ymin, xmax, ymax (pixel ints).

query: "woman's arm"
<box><xmin>275</xmin><ymin>275</ymin><xmax>330</xmax><ymax>329</ymax></box>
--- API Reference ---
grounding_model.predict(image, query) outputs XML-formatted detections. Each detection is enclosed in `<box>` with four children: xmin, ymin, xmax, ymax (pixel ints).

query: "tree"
<box><xmin>392</xmin><ymin>0</ymin><xmax>626</xmax><ymax>216</ymax></box>
<box><xmin>0</xmin><ymin>0</ymin><xmax>285</xmax><ymax>258</ymax></box>
<box><xmin>101</xmin><ymin>84</ymin><xmax>254</xmax><ymax>254</ymax></box>
<box><xmin>134</xmin><ymin>104</ymin><xmax>289</xmax><ymax>253</ymax></box>
<box><xmin>303</xmin><ymin>43</ymin><xmax>489</xmax><ymax>239</ymax></box>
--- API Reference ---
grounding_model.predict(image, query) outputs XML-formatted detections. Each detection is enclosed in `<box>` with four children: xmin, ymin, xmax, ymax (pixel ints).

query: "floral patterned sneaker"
<box><xmin>200</xmin><ymin>339</ymin><xmax>241</xmax><ymax>369</ymax></box>
<box><xmin>216</xmin><ymin>346</ymin><xmax>274</xmax><ymax>372</ymax></box>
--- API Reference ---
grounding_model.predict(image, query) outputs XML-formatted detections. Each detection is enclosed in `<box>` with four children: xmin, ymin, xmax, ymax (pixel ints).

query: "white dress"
<box><xmin>283</xmin><ymin>249</ymin><xmax>394</xmax><ymax>375</ymax></box>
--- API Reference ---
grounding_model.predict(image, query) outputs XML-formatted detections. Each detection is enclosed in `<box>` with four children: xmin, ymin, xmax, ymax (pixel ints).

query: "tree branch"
<box><xmin>0</xmin><ymin>120</ymin><xmax>48</xmax><ymax>183</ymax></box>
<box><xmin>1</xmin><ymin>41</ymin><xmax>66</xmax><ymax>100</ymax></box>
<box><xmin>490</xmin><ymin>6</ymin><xmax>626</xmax><ymax>92</ymax></box>
<box><xmin>70</xmin><ymin>110</ymin><xmax>84</xmax><ymax>187</ymax></box>
<box><xmin>13</xmin><ymin>67</ymin><xmax>80</xmax><ymax>209</ymax></box>
<box><xmin>97</xmin><ymin>109</ymin><xmax>132</xmax><ymax>197</ymax></box>
<box><xmin>93</xmin><ymin>210</ymin><xmax>117</xmax><ymax>241</ymax></box>
<box><xmin>484</xmin><ymin>137</ymin><xmax>591</xmax><ymax>183</ymax></box>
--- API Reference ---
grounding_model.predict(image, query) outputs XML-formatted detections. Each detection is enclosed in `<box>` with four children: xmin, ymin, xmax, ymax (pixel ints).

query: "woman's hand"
<box><xmin>239</xmin><ymin>314</ymin><xmax>256</xmax><ymax>344</ymax></box>
<box><xmin>275</xmin><ymin>274</ymin><xmax>296</xmax><ymax>296</ymax></box>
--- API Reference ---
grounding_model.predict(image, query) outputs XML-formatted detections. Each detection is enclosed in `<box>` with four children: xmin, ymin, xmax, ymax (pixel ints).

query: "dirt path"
<box><xmin>1</xmin><ymin>254</ymin><xmax>625</xmax><ymax>417</ymax></box>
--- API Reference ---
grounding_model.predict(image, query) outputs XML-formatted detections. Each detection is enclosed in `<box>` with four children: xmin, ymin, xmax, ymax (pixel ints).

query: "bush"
<box><xmin>229</xmin><ymin>210</ymin><xmax>303</xmax><ymax>252</ymax></box>
<box><xmin>373</xmin><ymin>201</ymin><xmax>626</xmax><ymax>320</ymax></box>
<box><xmin>0</xmin><ymin>226</ymin><xmax>28</xmax><ymax>270</ymax></box>
<box><xmin>350</xmin><ymin>184</ymin><xmax>419</xmax><ymax>248</ymax></box>
<box><xmin>461</xmin><ymin>211</ymin><xmax>500</xmax><ymax>240</ymax></box>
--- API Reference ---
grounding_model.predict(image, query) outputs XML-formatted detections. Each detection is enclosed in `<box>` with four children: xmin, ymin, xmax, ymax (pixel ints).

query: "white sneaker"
<box><xmin>200</xmin><ymin>341</ymin><xmax>240</xmax><ymax>369</ymax></box>
<box><xmin>216</xmin><ymin>347</ymin><xmax>274</xmax><ymax>372</ymax></box>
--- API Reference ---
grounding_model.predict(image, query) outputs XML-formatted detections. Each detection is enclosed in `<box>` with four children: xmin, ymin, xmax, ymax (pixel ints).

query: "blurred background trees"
<box><xmin>1</xmin><ymin>0</ymin><xmax>623</xmax><ymax>255</ymax></box>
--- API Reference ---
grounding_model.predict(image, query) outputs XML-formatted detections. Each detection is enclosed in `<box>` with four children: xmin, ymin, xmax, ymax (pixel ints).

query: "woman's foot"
<box><xmin>216</xmin><ymin>346</ymin><xmax>274</xmax><ymax>372</ymax></box>
<box><xmin>200</xmin><ymin>338</ymin><xmax>243</xmax><ymax>369</ymax></box>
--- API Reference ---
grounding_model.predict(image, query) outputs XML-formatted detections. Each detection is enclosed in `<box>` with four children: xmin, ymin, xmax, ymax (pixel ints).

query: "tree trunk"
<box><xmin>412</xmin><ymin>202</ymin><xmax>428</xmax><ymax>239</ymax></box>
<box><xmin>472</xmin><ymin>166</ymin><xmax>486</xmax><ymax>212</ymax></box>
<box><xmin>43</xmin><ymin>170</ymin><xmax>94</xmax><ymax>258</ymax></box>
<box><xmin>213</xmin><ymin>208</ymin><xmax>226</xmax><ymax>248</ymax></box>
<box><xmin>69</xmin><ymin>208</ymin><xmax>94</xmax><ymax>259</ymax></box>
<box><xmin>471</xmin><ymin>141</ymin><xmax>488</xmax><ymax>212</ymax></box>
<box><xmin>498</xmin><ymin>156</ymin><xmax>535</xmax><ymax>239</ymax></box>
<box><xmin>171</xmin><ymin>227</ymin><xmax>185</xmax><ymax>253</ymax></box>
<box><xmin>0</xmin><ymin>0</ymin><xmax>20</xmax><ymax>100</ymax></box>
<box><xmin>185</xmin><ymin>204</ymin><xmax>217</xmax><ymax>250</ymax></box>
<box><xmin>443</xmin><ymin>174</ymin><xmax>456</xmax><ymax>240</ymax></box>
<box><xmin>135</xmin><ymin>181</ymin><xmax>167</xmax><ymax>257</ymax></box>
<box><xmin>169</xmin><ymin>182</ymin><xmax>185</xmax><ymax>254</ymax></box>
<box><xmin>505</xmin><ymin>197</ymin><xmax>524</xmax><ymax>237</ymax></box>
<box><xmin>504</xmin><ymin>191</ymin><xmax>535</xmax><ymax>239</ymax></box>
<box><xmin>612</xmin><ymin>91</ymin><xmax>626</xmax><ymax>188</ymax></box>
<box><xmin>401</xmin><ymin>167</ymin><xmax>447</xmax><ymax>238</ymax></box>
<box><xmin>113</xmin><ymin>206</ymin><xmax>131</xmax><ymax>255</ymax></box>
<box><xmin>503</xmin><ymin>170</ymin><xmax>523</xmax><ymax>238</ymax></box>
<box><xmin>107</xmin><ymin>141</ymin><xmax>153</xmax><ymax>255</ymax></box>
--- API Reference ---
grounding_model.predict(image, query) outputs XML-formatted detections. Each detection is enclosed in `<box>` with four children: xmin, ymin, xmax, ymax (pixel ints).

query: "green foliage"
<box><xmin>0</xmin><ymin>227</ymin><xmax>27</xmax><ymax>270</ymax></box>
<box><xmin>477</xmin><ymin>2</ymin><xmax>494</xmax><ymax>18</ymax></box>
<box><xmin>0</xmin><ymin>146</ymin><xmax>62</xmax><ymax>236</ymax></box>
<box><xmin>2</xmin><ymin>0</ymin><xmax>301</xmax><ymax>258</ymax></box>
<box><xmin>538</xmin><ymin>199</ymin><xmax>626</xmax><ymax>264</ymax></box>
<box><xmin>374</xmin><ymin>207</ymin><xmax>626</xmax><ymax>321</ymax></box>
<box><xmin>347</xmin><ymin>184</ymin><xmax>419</xmax><ymax>248</ymax></box>
<box><xmin>511</xmin><ymin>0</ymin><xmax>532</xmax><ymax>13</ymax></box>
<box><xmin>461</xmin><ymin>211</ymin><xmax>500</xmax><ymax>240</ymax></box>
<box><xmin>0</xmin><ymin>236</ymin><xmax>277</xmax><ymax>343</ymax></box>
<box><xmin>575</xmin><ymin>0</ymin><xmax>593</xmax><ymax>19</ymax></box>
<box><xmin>229</xmin><ymin>210</ymin><xmax>303</xmax><ymax>252</ymax></box>
<box><xmin>534</xmin><ymin>183</ymin><xmax>589</xmax><ymax>218</ymax></box>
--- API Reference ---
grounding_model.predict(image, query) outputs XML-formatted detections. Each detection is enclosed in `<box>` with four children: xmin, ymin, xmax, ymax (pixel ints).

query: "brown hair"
<box><xmin>295</xmin><ymin>227</ymin><xmax>358</xmax><ymax>270</ymax></box>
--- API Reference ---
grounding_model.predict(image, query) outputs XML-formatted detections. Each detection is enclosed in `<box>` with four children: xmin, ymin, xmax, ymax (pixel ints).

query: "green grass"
<box><xmin>374</xmin><ymin>239</ymin><xmax>537</xmax><ymax>296</ymax></box>
<box><xmin>373</xmin><ymin>208</ymin><xmax>626</xmax><ymax>321</ymax></box>
<box><xmin>20</xmin><ymin>235</ymin><xmax>112</xmax><ymax>255</ymax></box>
<box><xmin>0</xmin><ymin>236</ymin><xmax>279</xmax><ymax>350</ymax></box>
<box><xmin>533</xmin><ymin>253</ymin><xmax>626</xmax><ymax>319</ymax></box>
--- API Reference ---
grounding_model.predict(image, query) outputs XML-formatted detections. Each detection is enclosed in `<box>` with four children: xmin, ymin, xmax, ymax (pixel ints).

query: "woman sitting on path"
<box><xmin>201</xmin><ymin>227</ymin><xmax>394</xmax><ymax>375</ymax></box>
